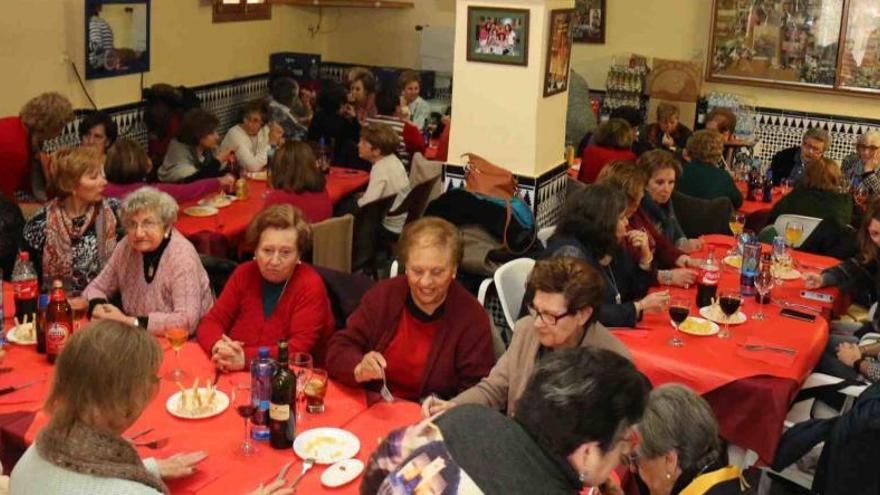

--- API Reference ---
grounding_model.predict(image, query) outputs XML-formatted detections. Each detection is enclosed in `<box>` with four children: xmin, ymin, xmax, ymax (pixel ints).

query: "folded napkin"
<box><xmin>735</xmin><ymin>337</ymin><xmax>797</xmax><ymax>367</ymax></box>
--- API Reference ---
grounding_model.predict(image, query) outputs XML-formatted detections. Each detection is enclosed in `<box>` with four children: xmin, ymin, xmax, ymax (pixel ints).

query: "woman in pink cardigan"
<box><xmin>84</xmin><ymin>187</ymin><xmax>214</xmax><ymax>335</ymax></box>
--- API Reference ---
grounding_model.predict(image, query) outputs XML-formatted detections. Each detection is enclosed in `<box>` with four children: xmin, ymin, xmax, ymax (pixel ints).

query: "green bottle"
<box><xmin>269</xmin><ymin>341</ymin><xmax>295</xmax><ymax>449</ymax></box>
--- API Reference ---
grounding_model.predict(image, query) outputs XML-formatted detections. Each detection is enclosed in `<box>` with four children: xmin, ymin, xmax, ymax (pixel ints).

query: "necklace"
<box><xmin>602</xmin><ymin>264</ymin><xmax>622</xmax><ymax>304</ymax></box>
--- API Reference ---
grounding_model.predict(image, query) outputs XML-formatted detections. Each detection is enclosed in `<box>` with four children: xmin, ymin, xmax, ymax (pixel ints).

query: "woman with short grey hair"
<box><xmin>631</xmin><ymin>384</ymin><xmax>745</xmax><ymax>495</ymax></box>
<box><xmin>842</xmin><ymin>130</ymin><xmax>880</xmax><ymax>193</ymax></box>
<box><xmin>84</xmin><ymin>187</ymin><xmax>214</xmax><ymax>335</ymax></box>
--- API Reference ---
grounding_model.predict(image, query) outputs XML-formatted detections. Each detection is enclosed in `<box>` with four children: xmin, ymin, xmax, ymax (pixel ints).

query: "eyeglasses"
<box><xmin>124</xmin><ymin>218</ymin><xmax>163</xmax><ymax>232</ymax></box>
<box><xmin>527</xmin><ymin>303</ymin><xmax>577</xmax><ymax>325</ymax></box>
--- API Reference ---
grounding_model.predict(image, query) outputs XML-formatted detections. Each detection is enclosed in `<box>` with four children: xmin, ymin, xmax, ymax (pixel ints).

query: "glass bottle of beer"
<box><xmin>269</xmin><ymin>341</ymin><xmax>295</xmax><ymax>449</ymax></box>
<box><xmin>45</xmin><ymin>280</ymin><xmax>72</xmax><ymax>364</ymax></box>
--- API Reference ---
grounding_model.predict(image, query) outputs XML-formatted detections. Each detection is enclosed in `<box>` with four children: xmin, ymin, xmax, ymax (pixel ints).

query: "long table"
<box><xmin>613</xmin><ymin>234</ymin><xmax>840</xmax><ymax>463</ymax></box>
<box><xmin>0</xmin><ymin>331</ymin><xmax>420</xmax><ymax>494</ymax></box>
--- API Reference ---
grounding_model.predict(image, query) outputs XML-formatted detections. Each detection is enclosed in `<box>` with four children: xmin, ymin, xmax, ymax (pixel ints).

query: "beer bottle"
<box><xmin>45</xmin><ymin>280</ymin><xmax>72</xmax><ymax>364</ymax></box>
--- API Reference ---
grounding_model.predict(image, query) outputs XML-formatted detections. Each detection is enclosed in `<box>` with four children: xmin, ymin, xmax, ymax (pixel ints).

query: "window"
<box><xmin>212</xmin><ymin>0</ymin><xmax>271</xmax><ymax>23</ymax></box>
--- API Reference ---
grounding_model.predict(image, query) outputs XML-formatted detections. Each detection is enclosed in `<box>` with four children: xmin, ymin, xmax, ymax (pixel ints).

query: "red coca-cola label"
<box><xmin>46</xmin><ymin>322</ymin><xmax>70</xmax><ymax>356</ymax></box>
<box><xmin>700</xmin><ymin>267</ymin><xmax>720</xmax><ymax>285</ymax></box>
<box><xmin>13</xmin><ymin>279</ymin><xmax>37</xmax><ymax>300</ymax></box>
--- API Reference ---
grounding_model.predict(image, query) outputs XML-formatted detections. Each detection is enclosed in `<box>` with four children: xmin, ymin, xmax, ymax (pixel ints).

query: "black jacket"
<box><xmin>770</xmin><ymin>145</ymin><xmax>801</xmax><ymax>185</ymax></box>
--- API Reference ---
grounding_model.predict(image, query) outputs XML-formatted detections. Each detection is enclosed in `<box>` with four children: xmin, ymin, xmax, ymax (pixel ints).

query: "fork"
<box><xmin>738</xmin><ymin>343</ymin><xmax>796</xmax><ymax>355</ymax></box>
<box><xmin>379</xmin><ymin>367</ymin><xmax>394</xmax><ymax>403</ymax></box>
<box><xmin>135</xmin><ymin>437</ymin><xmax>170</xmax><ymax>450</ymax></box>
<box><xmin>289</xmin><ymin>458</ymin><xmax>315</xmax><ymax>491</ymax></box>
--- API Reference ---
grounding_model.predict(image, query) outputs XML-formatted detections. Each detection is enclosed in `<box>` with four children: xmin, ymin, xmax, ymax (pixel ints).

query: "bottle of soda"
<box><xmin>269</xmin><ymin>341</ymin><xmax>295</xmax><ymax>449</ymax></box>
<box><xmin>696</xmin><ymin>246</ymin><xmax>720</xmax><ymax>308</ymax></box>
<box><xmin>36</xmin><ymin>293</ymin><xmax>49</xmax><ymax>354</ymax></box>
<box><xmin>11</xmin><ymin>252</ymin><xmax>38</xmax><ymax>323</ymax></box>
<box><xmin>250</xmin><ymin>347</ymin><xmax>275</xmax><ymax>441</ymax></box>
<box><xmin>46</xmin><ymin>280</ymin><xmax>72</xmax><ymax>364</ymax></box>
<box><xmin>739</xmin><ymin>241</ymin><xmax>761</xmax><ymax>297</ymax></box>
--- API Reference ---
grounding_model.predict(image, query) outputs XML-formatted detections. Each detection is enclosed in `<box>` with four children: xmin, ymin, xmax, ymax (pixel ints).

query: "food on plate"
<box><xmin>182</xmin><ymin>205</ymin><xmax>219</xmax><ymax>217</ymax></box>
<box><xmin>302</xmin><ymin>435</ymin><xmax>348</xmax><ymax>461</ymax></box>
<box><xmin>199</xmin><ymin>194</ymin><xmax>233</xmax><ymax>208</ymax></box>
<box><xmin>11</xmin><ymin>315</ymin><xmax>36</xmax><ymax>343</ymax></box>
<box><xmin>174</xmin><ymin>378</ymin><xmax>219</xmax><ymax>417</ymax></box>
<box><xmin>679</xmin><ymin>317</ymin><xmax>714</xmax><ymax>336</ymax></box>
<box><xmin>723</xmin><ymin>255</ymin><xmax>742</xmax><ymax>269</ymax></box>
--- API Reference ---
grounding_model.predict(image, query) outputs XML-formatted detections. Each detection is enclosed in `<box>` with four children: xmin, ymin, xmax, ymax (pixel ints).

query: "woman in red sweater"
<box><xmin>197</xmin><ymin>204</ymin><xmax>334</xmax><ymax>370</ymax></box>
<box><xmin>326</xmin><ymin>217</ymin><xmax>496</xmax><ymax>402</ymax></box>
<box><xmin>577</xmin><ymin>118</ymin><xmax>637</xmax><ymax>184</ymax></box>
<box><xmin>263</xmin><ymin>141</ymin><xmax>332</xmax><ymax>223</ymax></box>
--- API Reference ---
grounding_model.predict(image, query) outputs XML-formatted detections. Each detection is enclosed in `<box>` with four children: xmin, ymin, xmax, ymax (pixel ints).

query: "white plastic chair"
<box><xmin>477</xmin><ymin>258</ymin><xmax>536</xmax><ymax>332</ymax></box>
<box><xmin>389</xmin><ymin>260</ymin><xmax>400</xmax><ymax>278</ymax></box>
<box><xmin>537</xmin><ymin>226</ymin><xmax>556</xmax><ymax>248</ymax></box>
<box><xmin>773</xmin><ymin>214</ymin><xmax>823</xmax><ymax>248</ymax></box>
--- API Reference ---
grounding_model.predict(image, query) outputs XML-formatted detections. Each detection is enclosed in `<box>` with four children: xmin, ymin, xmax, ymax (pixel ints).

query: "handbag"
<box><xmin>461</xmin><ymin>153</ymin><xmax>535</xmax><ymax>253</ymax></box>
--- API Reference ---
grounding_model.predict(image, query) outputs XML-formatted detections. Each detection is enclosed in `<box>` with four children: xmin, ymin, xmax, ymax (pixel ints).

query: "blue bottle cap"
<box><xmin>38</xmin><ymin>294</ymin><xmax>50</xmax><ymax>308</ymax></box>
<box><xmin>258</xmin><ymin>347</ymin><xmax>270</xmax><ymax>358</ymax></box>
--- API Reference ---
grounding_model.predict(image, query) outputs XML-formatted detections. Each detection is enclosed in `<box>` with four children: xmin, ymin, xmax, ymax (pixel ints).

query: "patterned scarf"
<box><xmin>37</xmin><ymin>422</ymin><xmax>168</xmax><ymax>494</ymax></box>
<box><xmin>42</xmin><ymin>198</ymin><xmax>117</xmax><ymax>282</ymax></box>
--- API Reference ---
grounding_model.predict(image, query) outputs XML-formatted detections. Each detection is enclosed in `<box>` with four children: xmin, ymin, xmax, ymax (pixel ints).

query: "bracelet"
<box><xmin>659</xmin><ymin>270</ymin><xmax>672</xmax><ymax>285</ymax></box>
<box><xmin>853</xmin><ymin>358</ymin><xmax>865</xmax><ymax>373</ymax></box>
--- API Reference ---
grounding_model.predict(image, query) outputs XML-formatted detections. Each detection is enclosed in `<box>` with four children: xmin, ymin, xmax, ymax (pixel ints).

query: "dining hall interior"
<box><xmin>0</xmin><ymin>0</ymin><xmax>879</xmax><ymax>494</ymax></box>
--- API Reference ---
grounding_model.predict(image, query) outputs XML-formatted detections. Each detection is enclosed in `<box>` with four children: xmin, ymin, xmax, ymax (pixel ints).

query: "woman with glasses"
<box><xmin>842</xmin><ymin>130</ymin><xmax>880</xmax><ymax>195</ymax></box>
<box><xmin>197</xmin><ymin>204</ymin><xmax>334</xmax><ymax>371</ymax></box>
<box><xmin>423</xmin><ymin>257</ymin><xmax>630</xmax><ymax>417</ymax></box>
<box><xmin>84</xmin><ymin>187</ymin><xmax>213</xmax><ymax>335</ymax></box>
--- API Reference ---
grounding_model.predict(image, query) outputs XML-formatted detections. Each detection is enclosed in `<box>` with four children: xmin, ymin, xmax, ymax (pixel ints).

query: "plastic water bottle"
<box><xmin>11</xmin><ymin>252</ymin><xmax>38</xmax><ymax>323</ymax></box>
<box><xmin>250</xmin><ymin>347</ymin><xmax>275</xmax><ymax>441</ymax></box>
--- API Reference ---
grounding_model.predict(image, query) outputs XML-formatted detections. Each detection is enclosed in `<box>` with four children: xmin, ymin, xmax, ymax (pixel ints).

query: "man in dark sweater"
<box><xmin>770</xmin><ymin>127</ymin><xmax>831</xmax><ymax>185</ymax></box>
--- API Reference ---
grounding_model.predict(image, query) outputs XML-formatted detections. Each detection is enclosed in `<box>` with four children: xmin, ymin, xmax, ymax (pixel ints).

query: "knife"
<box><xmin>0</xmin><ymin>367</ymin><xmax>13</xmax><ymax>374</ymax></box>
<box><xmin>275</xmin><ymin>460</ymin><xmax>294</xmax><ymax>483</ymax></box>
<box><xmin>0</xmin><ymin>380</ymin><xmax>41</xmax><ymax>396</ymax></box>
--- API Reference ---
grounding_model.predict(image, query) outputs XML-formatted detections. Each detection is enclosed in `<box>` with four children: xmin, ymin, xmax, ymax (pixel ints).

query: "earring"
<box><xmin>578</xmin><ymin>471</ymin><xmax>588</xmax><ymax>483</ymax></box>
<box><xmin>666</xmin><ymin>473</ymin><xmax>672</xmax><ymax>479</ymax></box>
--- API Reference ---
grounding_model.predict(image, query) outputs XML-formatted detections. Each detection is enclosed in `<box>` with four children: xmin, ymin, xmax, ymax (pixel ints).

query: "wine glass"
<box><xmin>717</xmin><ymin>290</ymin><xmax>742</xmax><ymax>339</ymax></box>
<box><xmin>729</xmin><ymin>212</ymin><xmax>746</xmax><ymax>237</ymax></box>
<box><xmin>291</xmin><ymin>352</ymin><xmax>313</xmax><ymax>422</ymax></box>
<box><xmin>753</xmin><ymin>271</ymin><xmax>774</xmax><ymax>320</ymax></box>
<box><xmin>668</xmin><ymin>297</ymin><xmax>689</xmax><ymax>348</ymax></box>
<box><xmin>232</xmin><ymin>381</ymin><xmax>258</xmax><ymax>456</ymax></box>
<box><xmin>785</xmin><ymin>221</ymin><xmax>804</xmax><ymax>247</ymax></box>
<box><xmin>164</xmin><ymin>328</ymin><xmax>189</xmax><ymax>381</ymax></box>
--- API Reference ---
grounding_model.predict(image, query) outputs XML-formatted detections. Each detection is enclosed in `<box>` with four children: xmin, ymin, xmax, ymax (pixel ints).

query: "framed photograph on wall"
<box><xmin>572</xmin><ymin>0</ymin><xmax>605</xmax><ymax>44</ymax></box>
<box><xmin>544</xmin><ymin>9</ymin><xmax>575</xmax><ymax>97</ymax></box>
<box><xmin>837</xmin><ymin>0</ymin><xmax>880</xmax><ymax>93</ymax></box>
<box><xmin>466</xmin><ymin>6</ymin><xmax>530</xmax><ymax>66</ymax></box>
<box><xmin>85</xmin><ymin>0</ymin><xmax>151</xmax><ymax>80</ymax></box>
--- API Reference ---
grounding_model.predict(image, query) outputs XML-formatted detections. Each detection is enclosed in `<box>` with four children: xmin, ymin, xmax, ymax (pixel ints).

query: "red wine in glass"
<box><xmin>718</xmin><ymin>293</ymin><xmax>741</xmax><ymax>339</ymax></box>
<box><xmin>669</xmin><ymin>306</ymin><xmax>689</xmax><ymax>325</ymax></box>
<box><xmin>668</xmin><ymin>300</ymin><xmax>689</xmax><ymax>348</ymax></box>
<box><xmin>236</xmin><ymin>404</ymin><xmax>256</xmax><ymax>419</ymax></box>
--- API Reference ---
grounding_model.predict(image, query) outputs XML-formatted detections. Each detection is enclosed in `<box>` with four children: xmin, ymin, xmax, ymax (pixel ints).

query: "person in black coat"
<box><xmin>770</xmin><ymin>127</ymin><xmax>831</xmax><ymax>185</ymax></box>
<box><xmin>307</xmin><ymin>79</ymin><xmax>364</xmax><ymax>170</ymax></box>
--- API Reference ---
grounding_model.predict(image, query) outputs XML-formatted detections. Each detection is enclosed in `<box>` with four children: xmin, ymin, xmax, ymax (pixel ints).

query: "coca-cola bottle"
<box><xmin>11</xmin><ymin>252</ymin><xmax>38</xmax><ymax>323</ymax></box>
<box><xmin>696</xmin><ymin>246</ymin><xmax>721</xmax><ymax>308</ymax></box>
<box><xmin>46</xmin><ymin>280</ymin><xmax>72</xmax><ymax>364</ymax></box>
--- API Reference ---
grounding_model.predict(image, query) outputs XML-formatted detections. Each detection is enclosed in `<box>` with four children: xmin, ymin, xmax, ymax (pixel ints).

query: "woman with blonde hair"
<box><xmin>23</xmin><ymin>146</ymin><xmax>120</xmax><ymax>290</ymax></box>
<box><xmin>768</xmin><ymin>157</ymin><xmax>852</xmax><ymax>227</ymax></box>
<box><xmin>0</xmin><ymin>92</ymin><xmax>74</xmax><ymax>200</ymax></box>
<box><xmin>263</xmin><ymin>141</ymin><xmax>332</xmax><ymax>223</ymax></box>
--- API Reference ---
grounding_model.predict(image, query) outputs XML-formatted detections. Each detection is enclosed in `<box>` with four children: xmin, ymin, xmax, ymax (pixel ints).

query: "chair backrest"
<box><xmin>773</xmin><ymin>214</ymin><xmax>823</xmax><ymax>248</ymax></box>
<box><xmin>311</xmin><ymin>214</ymin><xmax>354</xmax><ymax>273</ymax></box>
<box><xmin>199</xmin><ymin>255</ymin><xmax>239</xmax><ymax>298</ymax></box>
<box><xmin>537</xmin><ymin>225</ymin><xmax>556</xmax><ymax>247</ymax></box>
<box><xmin>409</xmin><ymin>152</ymin><xmax>443</xmax><ymax>203</ymax></box>
<box><xmin>352</xmin><ymin>195</ymin><xmax>397</xmax><ymax>272</ymax></box>
<box><xmin>493</xmin><ymin>258</ymin><xmax>536</xmax><ymax>332</ymax></box>
<box><xmin>672</xmin><ymin>191</ymin><xmax>734</xmax><ymax>238</ymax></box>
<box><xmin>387</xmin><ymin>177</ymin><xmax>441</xmax><ymax>226</ymax></box>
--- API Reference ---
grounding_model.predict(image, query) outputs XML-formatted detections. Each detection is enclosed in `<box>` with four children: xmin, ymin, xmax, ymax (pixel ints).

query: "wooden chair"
<box><xmin>351</xmin><ymin>195</ymin><xmax>396</xmax><ymax>279</ymax></box>
<box><xmin>311</xmin><ymin>214</ymin><xmax>354</xmax><ymax>273</ymax></box>
<box><xmin>386</xmin><ymin>177</ymin><xmax>441</xmax><ymax>227</ymax></box>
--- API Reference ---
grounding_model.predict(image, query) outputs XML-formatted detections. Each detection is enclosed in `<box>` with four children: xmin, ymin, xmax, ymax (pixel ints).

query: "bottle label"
<box><xmin>46</xmin><ymin>322</ymin><xmax>70</xmax><ymax>355</ymax></box>
<box><xmin>700</xmin><ymin>268</ymin><xmax>720</xmax><ymax>285</ymax></box>
<box><xmin>13</xmin><ymin>279</ymin><xmax>37</xmax><ymax>299</ymax></box>
<box><xmin>269</xmin><ymin>403</ymin><xmax>290</xmax><ymax>421</ymax></box>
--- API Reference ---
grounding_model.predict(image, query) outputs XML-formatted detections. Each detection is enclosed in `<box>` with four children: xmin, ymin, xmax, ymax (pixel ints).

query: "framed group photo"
<box><xmin>572</xmin><ymin>0</ymin><xmax>605</xmax><ymax>44</ymax></box>
<box><xmin>544</xmin><ymin>9</ymin><xmax>575</xmax><ymax>97</ymax></box>
<box><xmin>466</xmin><ymin>6</ymin><xmax>530</xmax><ymax>66</ymax></box>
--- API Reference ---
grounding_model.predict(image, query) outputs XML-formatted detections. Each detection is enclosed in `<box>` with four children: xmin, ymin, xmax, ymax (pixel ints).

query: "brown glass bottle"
<box><xmin>45</xmin><ymin>280</ymin><xmax>72</xmax><ymax>364</ymax></box>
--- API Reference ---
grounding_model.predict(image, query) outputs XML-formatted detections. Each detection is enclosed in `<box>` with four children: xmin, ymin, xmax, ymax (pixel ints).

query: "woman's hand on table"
<box><xmin>248</xmin><ymin>479</ymin><xmax>293</xmax><ymax>495</ymax></box>
<box><xmin>677</xmin><ymin>238</ymin><xmax>704</xmax><ymax>253</ymax></box>
<box><xmin>218</xmin><ymin>174</ymin><xmax>235</xmax><ymax>190</ymax></box>
<box><xmin>836</xmin><ymin>342</ymin><xmax>862</xmax><ymax>367</ymax></box>
<box><xmin>156</xmin><ymin>451</ymin><xmax>208</xmax><ymax>479</ymax></box>
<box><xmin>803</xmin><ymin>273</ymin><xmax>824</xmax><ymax>289</ymax></box>
<box><xmin>211</xmin><ymin>335</ymin><xmax>245</xmax><ymax>371</ymax></box>
<box><xmin>92</xmin><ymin>304</ymin><xmax>131</xmax><ymax>325</ymax></box>
<box><xmin>638</xmin><ymin>290</ymin><xmax>670</xmax><ymax>314</ymax></box>
<box><xmin>421</xmin><ymin>395</ymin><xmax>454</xmax><ymax>417</ymax></box>
<box><xmin>668</xmin><ymin>268</ymin><xmax>697</xmax><ymax>288</ymax></box>
<box><xmin>354</xmin><ymin>351</ymin><xmax>387</xmax><ymax>383</ymax></box>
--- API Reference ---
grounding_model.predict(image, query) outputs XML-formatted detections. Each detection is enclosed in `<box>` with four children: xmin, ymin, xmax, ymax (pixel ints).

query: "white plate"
<box><xmin>248</xmin><ymin>171</ymin><xmax>268</xmax><ymax>181</ymax></box>
<box><xmin>198</xmin><ymin>195</ymin><xmax>234</xmax><ymax>208</ymax></box>
<box><xmin>772</xmin><ymin>266</ymin><xmax>802</xmax><ymax>280</ymax></box>
<box><xmin>723</xmin><ymin>255</ymin><xmax>742</xmax><ymax>269</ymax></box>
<box><xmin>294</xmin><ymin>427</ymin><xmax>360</xmax><ymax>465</ymax></box>
<box><xmin>321</xmin><ymin>459</ymin><xmax>364</xmax><ymax>488</ymax></box>
<box><xmin>183</xmin><ymin>205</ymin><xmax>219</xmax><ymax>217</ymax></box>
<box><xmin>699</xmin><ymin>306</ymin><xmax>748</xmax><ymax>325</ymax></box>
<box><xmin>166</xmin><ymin>388</ymin><xmax>229</xmax><ymax>419</ymax></box>
<box><xmin>676</xmin><ymin>317</ymin><xmax>720</xmax><ymax>337</ymax></box>
<box><xmin>6</xmin><ymin>324</ymin><xmax>36</xmax><ymax>345</ymax></box>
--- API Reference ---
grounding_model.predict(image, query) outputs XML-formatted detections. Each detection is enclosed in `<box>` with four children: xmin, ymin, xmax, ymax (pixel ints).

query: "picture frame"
<box><xmin>572</xmin><ymin>0</ymin><xmax>605</xmax><ymax>44</ymax></box>
<box><xmin>836</xmin><ymin>0</ymin><xmax>880</xmax><ymax>94</ymax></box>
<box><xmin>85</xmin><ymin>0</ymin><xmax>151</xmax><ymax>80</ymax></box>
<box><xmin>544</xmin><ymin>9</ymin><xmax>575</xmax><ymax>97</ymax></box>
<box><xmin>466</xmin><ymin>6</ymin><xmax>530</xmax><ymax>66</ymax></box>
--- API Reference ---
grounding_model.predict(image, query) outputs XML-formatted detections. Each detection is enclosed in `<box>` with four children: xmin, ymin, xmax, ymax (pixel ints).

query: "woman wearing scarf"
<box><xmin>22</xmin><ymin>146</ymin><xmax>121</xmax><ymax>290</ymax></box>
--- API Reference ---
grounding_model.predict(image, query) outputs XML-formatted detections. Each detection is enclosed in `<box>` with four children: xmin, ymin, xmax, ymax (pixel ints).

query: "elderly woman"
<box><xmin>542</xmin><ymin>185</ymin><xmax>666</xmax><ymax>328</ymax></box>
<box><xmin>597</xmin><ymin>161</ymin><xmax>698</xmax><ymax>287</ymax></box>
<box><xmin>676</xmin><ymin>130</ymin><xmax>743</xmax><ymax>209</ymax></box>
<box><xmin>363</xmin><ymin>348</ymin><xmax>649</xmax><ymax>494</ymax></box>
<box><xmin>197</xmin><ymin>204</ymin><xmax>334</xmax><ymax>370</ymax></box>
<box><xmin>704</xmin><ymin>107</ymin><xmax>737</xmax><ymax>142</ymax></box>
<box><xmin>268</xmin><ymin>77</ymin><xmax>311</xmax><ymax>142</ymax></box>
<box><xmin>638</xmin><ymin>150</ymin><xmax>703</xmax><ymax>253</ymax></box>
<box><xmin>264</xmin><ymin>141</ymin><xmax>332</xmax><ymax>223</ymax></box>
<box><xmin>348</xmin><ymin>67</ymin><xmax>378</xmax><ymax>124</ymax></box>
<box><xmin>83</xmin><ymin>187</ymin><xmax>213</xmax><ymax>335</ymax></box>
<box><xmin>423</xmin><ymin>257</ymin><xmax>630</xmax><ymax>417</ymax></box>
<box><xmin>0</xmin><ymin>92</ymin><xmax>73</xmax><ymax>200</ymax></box>
<box><xmin>78</xmin><ymin>111</ymin><xmax>118</xmax><ymax>156</ymax></box>
<box><xmin>842</xmin><ymin>130</ymin><xmax>880</xmax><ymax>193</ymax></box>
<box><xmin>157</xmin><ymin>108</ymin><xmax>233</xmax><ymax>183</ymax></box>
<box><xmin>103</xmin><ymin>139</ymin><xmax>231</xmax><ymax>202</ymax></box>
<box><xmin>578</xmin><ymin>118</ymin><xmax>637</xmax><ymax>184</ymax></box>
<box><xmin>326</xmin><ymin>217</ymin><xmax>495</xmax><ymax>402</ymax></box>
<box><xmin>10</xmin><ymin>320</ymin><xmax>290</xmax><ymax>495</ymax></box>
<box><xmin>23</xmin><ymin>146</ymin><xmax>120</xmax><ymax>290</ymax></box>
<box><xmin>771</xmin><ymin>127</ymin><xmax>831</xmax><ymax>186</ymax></box>
<box><xmin>641</xmin><ymin>103</ymin><xmax>692</xmax><ymax>153</ymax></box>
<box><xmin>768</xmin><ymin>157</ymin><xmax>852</xmax><ymax>227</ymax></box>
<box><xmin>632</xmin><ymin>384</ymin><xmax>745</xmax><ymax>495</ymax></box>
<box><xmin>221</xmin><ymin>99</ymin><xmax>284</xmax><ymax>172</ymax></box>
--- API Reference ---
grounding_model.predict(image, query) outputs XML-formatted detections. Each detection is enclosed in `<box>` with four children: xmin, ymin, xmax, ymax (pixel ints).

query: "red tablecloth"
<box><xmin>0</xmin><ymin>338</ymin><xmax>419</xmax><ymax>493</ymax></box>
<box><xmin>614</xmin><ymin>234</ymin><xmax>839</xmax><ymax>463</ymax></box>
<box><xmin>737</xmin><ymin>181</ymin><xmax>783</xmax><ymax>215</ymax></box>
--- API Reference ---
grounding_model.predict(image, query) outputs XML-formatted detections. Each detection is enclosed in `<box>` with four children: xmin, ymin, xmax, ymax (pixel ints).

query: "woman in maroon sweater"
<box><xmin>197</xmin><ymin>204</ymin><xmax>334</xmax><ymax>370</ymax></box>
<box><xmin>326</xmin><ymin>217</ymin><xmax>495</xmax><ymax>402</ymax></box>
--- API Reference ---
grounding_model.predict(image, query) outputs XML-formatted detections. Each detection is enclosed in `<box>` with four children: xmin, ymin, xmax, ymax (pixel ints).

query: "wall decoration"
<box><xmin>572</xmin><ymin>0</ymin><xmax>605</xmax><ymax>44</ymax></box>
<box><xmin>466</xmin><ymin>7</ymin><xmax>530</xmax><ymax>66</ymax></box>
<box><xmin>544</xmin><ymin>9</ymin><xmax>575</xmax><ymax>97</ymax></box>
<box><xmin>85</xmin><ymin>0</ymin><xmax>150</xmax><ymax>80</ymax></box>
<box><xmin>707</xmin><ymin>0</ymin><xmax>880</xmax><ymax>95</ymax></box>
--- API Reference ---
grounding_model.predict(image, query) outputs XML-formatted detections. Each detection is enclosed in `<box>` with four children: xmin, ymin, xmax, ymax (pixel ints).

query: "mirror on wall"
<box><xmin>85</xmin><ymin>0</ymin><xmax>150</xmax><ymax>80</ymax></box>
